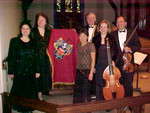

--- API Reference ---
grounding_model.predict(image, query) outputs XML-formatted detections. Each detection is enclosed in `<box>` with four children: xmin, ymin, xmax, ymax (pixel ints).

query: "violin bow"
<box><xmin>124</xmin><ymin>18</ymin><xmax>143</xmax><ymax>46</ymax></box>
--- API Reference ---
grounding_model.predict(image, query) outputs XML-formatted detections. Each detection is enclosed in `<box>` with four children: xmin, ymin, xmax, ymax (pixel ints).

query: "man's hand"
<box><xmin>35</xmin><ymin>73</ymin><xmax>40</xmax><ymax>78</ymax></box>
<box><xmin>123</xmin><ymin>46</ymin><xmax>131</xmax><ymax>53</ymax></box>
<box><xmin>8</xmin><ymin>74</ymin><xmax>14</xmax><ymax>79</ymax></box>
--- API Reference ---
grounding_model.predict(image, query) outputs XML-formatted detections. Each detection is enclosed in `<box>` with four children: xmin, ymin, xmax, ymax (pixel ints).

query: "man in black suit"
<box><xmin>84</xmin><ymin>12</ymin><xmax>97</xmax><ymax>42</ymax></box>
<box><xmin>111</xmin><ymin>16</ymin><xmax>141</xmax><ymax>97</ymax></box>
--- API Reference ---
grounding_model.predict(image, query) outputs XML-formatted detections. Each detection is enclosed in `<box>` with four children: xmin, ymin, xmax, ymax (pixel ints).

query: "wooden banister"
<box><xmin>2</xmin><ymin>92</ymin><xmax>58</xmax><ymax>113</ymax></box>
<box><xmin>2</xmin><ymin>92</ymin><xmax>150</xmax><ymax>113</ymax></box>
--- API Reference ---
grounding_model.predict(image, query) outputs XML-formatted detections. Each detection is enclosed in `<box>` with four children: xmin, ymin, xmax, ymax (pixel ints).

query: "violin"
<box><xmin>103</xmin><ymin>38</ymin><xmax>124</xmax><ymax>100</ymax></box>
<box><xmin>122</xmin><ymin>18</ymin><xmax>142</xmax><ymax>72</ymax></box>
<box><xmin>122</xmin><ymin>52</ymin><xmax>134</xmax><ymax>72</ymax></box>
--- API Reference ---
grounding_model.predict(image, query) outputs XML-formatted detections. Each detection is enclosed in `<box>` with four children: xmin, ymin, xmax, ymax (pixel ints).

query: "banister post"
<box><xmin>117</xmin><ymin>107</ymin><xmax>125</xmax><ymax>113</ymax></box>
<box><xmin>2</xmin><ymin>92</ymin><xmax>11</xmax><ymax>113</ymax></box>
<box><xmin>131</xmin><ymin>105</ymin><xmax>143</xmax><ymax>113</ymax></box>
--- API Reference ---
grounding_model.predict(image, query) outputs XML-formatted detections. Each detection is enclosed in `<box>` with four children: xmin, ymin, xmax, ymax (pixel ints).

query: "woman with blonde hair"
<box><xmin>92</xmin><ymin>19</ymin><xmax>117</xmax><ymax>101</ymax></box>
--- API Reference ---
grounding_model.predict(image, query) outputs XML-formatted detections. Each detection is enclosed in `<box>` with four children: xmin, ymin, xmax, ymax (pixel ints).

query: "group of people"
<box><xmin>7</xmin><ymin>12</ymin><xmax>141</xmax><ymax>113</ymax></box>
<box><xmin>73</xmin><ymin>12</ymin><xmax>141</xmax><ymax>105</ymax></box>
<box><xmin>7</xmin><ymin>13</ymin><xmax>52</xmax><ymax>113</ymax></box>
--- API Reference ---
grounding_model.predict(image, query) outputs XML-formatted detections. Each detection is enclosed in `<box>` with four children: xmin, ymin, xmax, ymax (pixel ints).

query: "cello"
<box><xmin>103</xmin><ymin>38</ymin><xmax>125</xmax><ymax>100</ymax></box>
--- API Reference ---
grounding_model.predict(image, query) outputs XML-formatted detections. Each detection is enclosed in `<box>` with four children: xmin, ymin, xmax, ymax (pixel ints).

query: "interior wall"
<box><xmin>84</xmin><ymin>0</ymin><xmax>98</xmax><ymax>25</ymax></box>
<box><xmin>27</xmin><ymin>0</ymin><xmax>147</xmax><ymax>30</ymax></box>
<box><xmin>27</xmin><ymin>0</ymin><xmax>54</xmax><ymax>28</ymax></box>
<box><xmin>104</xmin><ymin>0</ymin><xmax>120</xmax><ymax>24</ymax></box>
<box><xmin>0</xmin><ymin>0</ymin><xmax>22</xmax><ymax>112</ymax></box>
<box><xmin>28</xmin><ymin>0</ymin><xmax>99</xmax><ymax>27</ymax></box>
<box><xmin>84</xmin><ymin>0</ymin><xmax>117</xmax><ymax>27</ymax></box>
<box><xmin>139</xmin><ymin>0</ymin><xmax>146</xmax><ymax>30</ymax></box>
<box><xmin>97</xmin><ymin>0</ymin><xmax>120</xmax><ymax>27</ymax></box>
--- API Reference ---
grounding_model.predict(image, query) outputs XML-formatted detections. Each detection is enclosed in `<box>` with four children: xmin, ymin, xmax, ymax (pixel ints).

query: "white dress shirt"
<box><xmin>88</xmin><ymin>25</ymin><xmax>95</xmax><ymax>42</ymax></box>
<box><xmin>118</xmin><ymin>29</ymin><xmax>127</xmax><ymax>51</ymax></box>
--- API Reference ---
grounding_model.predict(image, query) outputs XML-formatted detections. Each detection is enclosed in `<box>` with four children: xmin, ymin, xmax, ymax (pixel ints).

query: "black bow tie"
<box><xmin>119</xmin><ymin>30</ymin><xmax>125</xmax><ymax>33</ymax></box>
<box><xmin>89</xmin><ymin>26</ymin><xmax>94</xmax><ymax>28</ymax></box>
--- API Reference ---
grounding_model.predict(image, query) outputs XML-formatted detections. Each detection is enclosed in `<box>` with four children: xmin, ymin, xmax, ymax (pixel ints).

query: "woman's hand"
<box><xmin>112</xmin><ymin>61</ymin><xmax>115</xmax><ymax>66</ymax></box>
<box><xmin>8</xmin><ymin>74</ymin><xmax>14</xmax><ymax>79</ymax></box>
<box><xmin>93</xmin><ymin>68</ymin><xmax>96</xmax><ymax>73</ymax></box>
<box><xmin>88</xmin><ymin>73</ymin><xmax>93</xmax><ymax>81</ymax></box>
<box><xmin>35</xmin><ymin>73</ymin><xmax>40</xmax><ymax>78</ymax></box>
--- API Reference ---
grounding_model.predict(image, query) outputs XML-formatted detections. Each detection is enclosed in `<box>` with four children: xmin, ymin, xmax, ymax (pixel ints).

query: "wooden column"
<box><xmin>146</xmin><ymin>0</ymin><xmax>150</xmax><ymax>30</ymax></box>
<box><xmin>2</xmin><ymin>93</ymin><xmax>11</xmax><ymax>113</ymax></box>
<box><xmin>127</xmin><ymin>0</ymin><xmax>131</xmax><ymax>28</ymax></box>
<box><xmin>135</xmin><ymin>0</ymin><xmax>140</xmax><ymax>30</ymax></box>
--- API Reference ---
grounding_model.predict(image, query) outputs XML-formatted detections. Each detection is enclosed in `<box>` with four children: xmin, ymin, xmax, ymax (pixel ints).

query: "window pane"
<box><xmin>65</xmin><ymin>0</ymin><xmax>73</xmax><ymax>12</ymax></box>
<box><xmin>77</xmin><ymin>0</ymin><xmax>80</xmax><ymax>13</ymax></box>
<box><xmin>57</xmin><ymin>0</ymin><xmax>61</xmax><ymax>12</ymax></box>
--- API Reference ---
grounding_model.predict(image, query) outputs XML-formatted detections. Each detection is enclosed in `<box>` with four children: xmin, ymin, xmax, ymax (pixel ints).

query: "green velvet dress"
<box><xmin>32</xmin><ymin>28</ymin><xmax>52</xmax><ymax>94</ymax></box>
<box><xmin>7</xmin><ymin>37</ymin><xmax>40</xmax><ymax>112</ymax></box>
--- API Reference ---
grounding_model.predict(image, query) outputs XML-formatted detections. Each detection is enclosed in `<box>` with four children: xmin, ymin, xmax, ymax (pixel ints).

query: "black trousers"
<box><xmin>73</xmin><ymin>69</ymin><xmax>91</xmax><ymax>103</ymax></box>
<box><xmin>120</xmin><ymin>71</ymin><xmax>134</xmax><ymax>97</ymax></box>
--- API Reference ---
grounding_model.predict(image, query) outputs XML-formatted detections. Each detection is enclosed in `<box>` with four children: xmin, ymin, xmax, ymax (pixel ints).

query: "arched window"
<box><xmin>54</xmin><ymin>0</ymin><xmax>84</xmax><ymax>31</ymax></box>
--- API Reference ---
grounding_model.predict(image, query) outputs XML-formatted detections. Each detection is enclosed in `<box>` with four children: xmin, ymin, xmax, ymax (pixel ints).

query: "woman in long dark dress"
<box><xmin>32</xmin><ymin>13</ymin><xmax>52</xmax><ymax>101</ymax></box>
<box><xmin>7</xmin><ymin>21</ymin><xmax>40</xmax><ymax>113</ymax></box>
<box><xmin>92</xmin><ymin>20</ymin><xmax>117</xmax><ymax>101</ymax></box>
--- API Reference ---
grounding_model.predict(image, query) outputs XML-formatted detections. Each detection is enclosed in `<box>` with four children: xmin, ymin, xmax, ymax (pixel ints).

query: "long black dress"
<box><xmin>7</xmin><ymin>37</ymin><xmax>40</xmax><ymax>112</ymax></box>
<box><xmin>32</xmin><ymin>28</ymin><xmax>52</xmax><ymax>94</ymax></box>
<box><xmin>93</xmin><ymin>33</ymin><xmax>117</xmax><ymax>101</ymax></box>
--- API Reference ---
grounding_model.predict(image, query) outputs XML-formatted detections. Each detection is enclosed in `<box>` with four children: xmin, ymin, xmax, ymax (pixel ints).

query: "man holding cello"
<box><xmin>111</xmin><ymin>16</ymin><xmax>141</xmax><ymax>97</ymax></box>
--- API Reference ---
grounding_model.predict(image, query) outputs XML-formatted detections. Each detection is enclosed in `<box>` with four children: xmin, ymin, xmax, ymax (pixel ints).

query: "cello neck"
<box><xmin>106</xmin><ymin>38</ymin><xmax>114</xmax><ymax>75</ymax></box>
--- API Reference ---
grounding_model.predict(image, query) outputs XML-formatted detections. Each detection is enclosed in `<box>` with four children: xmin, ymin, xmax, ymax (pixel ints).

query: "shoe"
<box><xmin>22</xmin><ymin>111</ymin><xmax>33</xmax><ymax>113</ymax></box>
<box><xmin>129</xmin><ymin>107</ymin><xmax>132</xmax><ymax>112</ymax></box>
<box><xmin>38</xmin><ymin>92</ymin><xmax>43</xmax><ymax>101</ymax></box>
<box><xmin>106</xmin><ymin>110</ymin><xmax>110</xmax><ymax>112</ymax></box>
<box><xmin>124</xmin><ymin>106</ymin><xmax>132</xmax><ymax>112</ymax></box>
<box><xmin>43</xmin><ymin>91</ymin><xmax>49</xmax><ymax>95</ymax></box>
<box><xmin>124</xmin><ymin>106</ymin><xmax>128</xmax><ymax>111</ymax></box>
<box><xmin>91</xmin><ymin>95</ymin><xmax>96</xmax><ymax>99</ymax></box>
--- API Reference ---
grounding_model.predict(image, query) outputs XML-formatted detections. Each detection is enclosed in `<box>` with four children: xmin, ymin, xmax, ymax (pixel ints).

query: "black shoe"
<box><xmin>129</xmin><ymin>107</ymin><xmax>132</xmax><ymax>112</ymax></box>
<box><xmin>43</xmin><ymin>91</ymin><xmax>49</xmax><ymax>95</ymax></box>
<box><xmin>106</xmin><ymin>110</ymin><xmax>110</xmax><ymax>112</ymax></box>
<box><xmin>22</xmin><ymin>111</ymin><xmax>33</xmax><ymax>113</ymax></box>
<box><xmin>124</xmin><ymin>106</ymin><xmax>132</xmax><ymax>112</ymax></box>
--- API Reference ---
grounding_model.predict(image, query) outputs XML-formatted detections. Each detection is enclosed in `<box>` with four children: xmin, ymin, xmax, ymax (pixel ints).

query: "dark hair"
<box><xmin>79</xmin><ymin>28</ymin><xmax>89</xmax><ymax>36</ymax></box>
<box><xmin>116</xmin><ymin>16</ymin><xmax>127</xmax><ymax>22</ymax></box>
<box><xmin>34</xmin><ymin>13</ymin><xmax>49</xmax><ymax>28</ymax></box>
<box><xmin>20</xmin><ymin>20</ymin><xmax>32</xmax><ymax>29</ymax></box>
<box><xmin>18</xmin><ymin>20</ymin><xmax>32</xmax><ymax>37</ymax></box>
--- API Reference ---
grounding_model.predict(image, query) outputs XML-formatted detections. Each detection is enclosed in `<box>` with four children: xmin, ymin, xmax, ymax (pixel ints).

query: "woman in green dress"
<box><xmin>7</xmin><ymin>21</ymin><xmax>40</xmax><ymax>113</ymax></box>
<box><xmin>32</xmin><ymin>13</ymin><xmax>52</xmax><ymax>101</ymax></box>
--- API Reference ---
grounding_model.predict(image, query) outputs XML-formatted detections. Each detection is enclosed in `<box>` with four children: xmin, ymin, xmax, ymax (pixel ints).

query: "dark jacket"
<box><xmin>111</xmin><ymin>29</ymin><xmax>141</xmax><ymax>71</ymax></box>
<box><xmin>92</xmin><ymin>33</ymin><xmax>118</xmax><ymax>64</ymax></box>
